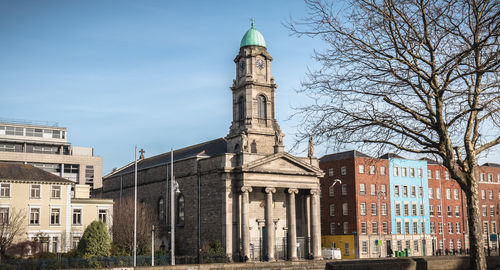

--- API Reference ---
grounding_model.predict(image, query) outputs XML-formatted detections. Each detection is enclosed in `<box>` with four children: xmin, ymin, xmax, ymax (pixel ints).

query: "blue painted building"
<box><xmin>388</xmin><ymin>157</ymin><xmax>431</xmax><ymax>255</ymax></box>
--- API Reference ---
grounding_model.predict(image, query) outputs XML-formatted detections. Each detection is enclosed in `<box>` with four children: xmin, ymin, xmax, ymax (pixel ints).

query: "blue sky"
<box><xmin>1</xmin><ymin>1</ymin><xmax>498</xmax><ymax>174</ymax></box>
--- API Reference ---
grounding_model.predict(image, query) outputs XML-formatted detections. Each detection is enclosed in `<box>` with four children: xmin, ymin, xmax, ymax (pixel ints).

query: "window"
<box><xmin>394</xmin><ymin>185</ymin><xmax>400</xmax><ymax>197</ymax></box>
<box><xmin>99</xmin><ymin>209</ymin><xmax>107</xmax><ymax>223</ymax></box>
<box><xmin>436</xmin><ymin>171</ymin><xmax>440</xmax><ymax>179</ymax></box>
<box><xmin>418</xmin><ymin>168</ymin><xmax>423</xmax><ymax>178</ymax></box>
<box><xmin>438</xmin><ymin>222</ymin><xmax>443</xmax><ymax>234</ymax></box>
<box><xmin>413</xmin><ymin>222</ymin><xmax>418</xmax><ymax>234</ymax></box>
<box><xmin>177</xmin><ymin>194</ymin><xmax>185</xmax><ymax>226</ymax></box>
<box><xmin>373</xmin><ymin>240</ymin><xmax>379</xmax><ymax>253</ymax></box>
<box><xmin>372</xmin><ymin>222</ymin><xmax>378</xmax><ymax>234</ymax></box>
<box><xmin>439</xmin><ymin>240</ymin><xmax>444</xmax><ymax>250</ymax></box>
<box><xmin>72</xmin><ymin>236</ymin><xmax>81</xmax><ymax>249</ymax></box>
<box><xmin>30</xmin><ymin>184</ymin><xmax>41</xmax><ymax>199</ymax></box>
<box><xmin>51</xmin><ymin>185</ymin><xmax>61</xmax><ymax>199</ymax></box>
<box><xmin>0</xmin><ymin>184</ymin><xmax>10</xmax><ymax>197</ymax></box>
<box><xmin>457</xmin><ymin>239</ymin><xmax>462</xmax><ymax>251</ymax></box>
<box><xmin>158</xmin><ymin>197</ymin><xmax>165</xmax><ymax>220</ymax></box>
<box><xmin>411</xmin><ymin>186</ymin><xmax>416</xmax><ymax>197</ymax></box>
<box><xmin>429</xmin><ymin>205</ymin><xmax>435</xmax><ymax>216</ymax></box>
<box><xmin>360</xmin><ymin>203</ymin><xmax>367</xmax><ymax>215</ymax></box>
<box><xmin>429</xmin><ymin>188</ymin><xmax>433</xmax><ymax>199</ymax></box>
<box><xmin>480</xmin><ymin>173</ymin><xmax>485</xmax><ymax>182</ymax></box>
<box><xmin>412</xmin><ymin>203</ymin><xmax>417</xmax><ymax>216</ymax></box>
<box><xmin>85</xmin><ymin>165</ymin><xmax>94</xmax><ymax>186</ymax></box>
<box><xmin>403</xmin><ymin>185</ymin><xmax>408</xmax><ymax>197</ymax></box>
<box><xmin>455</xmin><ymin>206</ymin><xmax>460</xmax><ymax>217</ymax></box>
<box><xmin>402</xmin><ymin>167</ymin><xmax>408</xmax><ymax>177</ymax></box>
<box><xmin>483</xmin><ymin>222</ymin><xmax>489</xmax><ymax>234</ymax></box>
<box><xmin>383</xmin><ymin>222</ymin><xmax>388</xmax><ymax>234</ymax></box>
<box><xmin>414</xmin><ymin>240</ymin><xmax>419</xmax><ymax>252</ymax></box>
<box><xmin>361</xmin><ymin>222</ymin><xmax>367</xmax><ymax>234</ymax></box>
<box><xmin>393</xmin><ymin>166</ymin><xmax>400</xmax><ymax>176</ymax></box>
<box><xmin>30</xmin><ymin>208</ymin><xmax>40</xmax><ymax>225</ymax></box>
<box><xmin>397</xmin><ymin>240</ymin><xmax>402</xmax><ymax>251</ymax></box>
<box><xmin>359</xmin><ymin>165</ymin><xmax>365</xmax><ymax>174</ymax></box>
<box><xmin>404</xmin><ymin>203</ymin><xmax>409</xmax><ymax>216</ymax></box>
<box><xmin>489</xmin><ymin>190</ymin><xmax>493</xmax><ymax>200</ymax></box>
<box><xmin>50</xmin><ymin>208</ymin><xmax>60</xmax><ymax>225</ymax></box>
<box><xmin>257</xmin><ymin>95</ymin><xmax>266</xmax><ymax>119</ymax></box>
<box><xmin>405</xmin><ymin>221</ymin><xmax>410</xmax><ymax>234</ymax></box>
<box><xmin>437</xmin><ymin>205</ymin><xmax>442</xmax><ymax>216</ymax></box>
<box><xmin>341</xmin><ymin>184</ymin><xmax>347</xmax><ymax>195</ymax></box>
<box><xmin>446</xmin><ymin>189</ymin><xmax>451</xmax><ymax>200</ymax></box>
<box><xmin>72</xmin><ymin>209</ymin><xmax>82</xmax><ymax>225</ymax></box>
<box><xmin>430</xmin><ymin>222</ymin><xmax>435</xmax><ymax>234</ymax></box>
<box><xmin>328</xmin><ymin>185</ymin><xmax>335</xmax><ymax>197</ymax></box>
<box><xmin>482</xmin><ymin>205</ymin><xmax>487</xmax><ymax>217</ymax></box>
<box><xmin>328</xmin><ymin>168</ymin><xmax>334</xmax><ymax>177</ymax></box>
<box><xmin>395</xmin><ymin>203</ymin><xmax>401</xmax><ymax>216</ymax></box>
<box><xmin>481</xmin><ymin>190</ymin><xmax>486</xmax><ymax>199</ymax></box>
<box><xmin>492</xmin><ymin>222</ymin><xmax>497</xmax><ymax>234</ymax></box>
<box><xmin>454</xmin><ymin>189</ymin><xmax>459</xmax><ymax>200</ymax></box>
<box><xmin>0</xmin><ymin>208</ymin><xmax>9</xmax><ymax>225</ymax></box>
<box><xmin>5</xmin><ymin>126</ymin><xmax>23</xmax><ymax>136</ymax></box>
<box><xmin>237</xmin><ymin>96</ymin><xmax>245</xmax><ymax>121</ymax></box>
<box><xmin>362</xmin><ymin>241</ymin><xmax>368</xmax><ymax>253</ymax></box>
<box><xmin>419</xmin><ymin>186</ymin><xmax>423</xmax><ymax>197</ymax></box>
<box><xmin>445</xmin><ymin>171</ymin><xmax>450</xmax><ymax>180</ymax></box>
<box><xmin>396</xmin><ymin>221</ymin><xmax>402</xmax><ymax>234</ymax></box>
<box><xmin>428</xmin><ymin>170</ymin><xmax>432</xmax><ymax>179</ymax></box>
<box><xmin>380</xmin><ymin>166</ymin><xmax>386</xmax><ymax>175</ymax></box>
<box><xmin>410</xmin><ymin>168</ymin><xmax>415</xmax><ymax>177</ymax></box>
<box><xmin>382</xmin><ymin>203</ymin><xmax>387</xmax><ymax>215</ymax></box>
<box><xmin>436</xmin><ymin>188</ymin><xmax>441</xmax><ymax>199</ymax></box>
<box><xmin>342</xmin><ymin>203</ymin><xmax>348</xmax><ymax>215</ymax></box>
<box><xmin>369</xmin><ymin>165</ymin><xmax>375</xmax><ymax>175</ymax></box>
<box><xmin>329</xmin><ymin>204</ymin><xmax>335</xmax><ymax>216</ymax></box>
<box><xmin>52</xmin><ymin>237</ymin><xmax>58</xmax><ymax>253</ymax></box>
<box><xmin>406</xmin><ymin>240</ymin><xmax>410</xmax><ymax>249</ymax></box>
<box><xmin>370</xmin><ymin>184</ymin><xmax>376</xmax><ymax>195</ymax></box>
<box><xmin>371</xmin><ymin>203</ymin><xmax>377</xmax><ymax>216</ymax></box>
<box><xmin>490</xmin><ymin>205</ymin><xmax>495</xmax><ymax>217</ymax></box>
<box><xmin>360</xmin><ymin>184</ymin><xmax>366</xmax><ymax>195</ymax></box>
<box><xmin>341</xmin><ymin>166</ymin><xmax>347</xmax><ymax>176</ymax></box>
<box><xmin>330</xmin><ymin>223</ymin><xmax>336</xmax><ymax>235</ymax></box>
<box><xmin>343</xmin><ymin>222</ymin><xmax>349</xmax><ymax>234</ymax></box>
<box><xmin>448</xmin><ymin>222</ymin><xmax>453</xmax><ymax>234</ymax></box>
<box><xmin>381</xmin><ymin>184</ymin><xmax>386</xmax><ymax>194</ymax></box>
<box><xmin>447</xmin><ymin>206</ymin><xmax>452</xmax><ymax>217</ymax></box>
<box><xmin>449</xmin><ymin>240</ymin><xmax>454</xmax><ymax>250</ymax></box>
<box><xmin>456</xmin><ymin>222</ymin><xmax>461</xmax><ymax>234</ymax></box>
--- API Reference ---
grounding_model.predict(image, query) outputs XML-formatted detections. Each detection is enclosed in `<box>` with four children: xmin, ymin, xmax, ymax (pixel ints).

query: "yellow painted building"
<box><xmin>322</xmin><ymin>235</ymin><xmax>356</xmax><ymax>259</ymax></box>
<box><xmin>0</xmin><ymin>163</ymin><xmax>113</xmax><ymax>254</ymax></box>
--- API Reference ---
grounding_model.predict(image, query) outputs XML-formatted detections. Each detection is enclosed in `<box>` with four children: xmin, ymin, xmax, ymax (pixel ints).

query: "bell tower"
<box><xmin>227</xmin><ymin>20</ymin><xmax>284</xmax><ymax>155</ymax></box>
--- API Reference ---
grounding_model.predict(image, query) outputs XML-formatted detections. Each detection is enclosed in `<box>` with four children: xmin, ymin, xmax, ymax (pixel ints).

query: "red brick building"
<box><xmin>477</xmin><ymin>163</ymin><xmax>500</xmax><ymax>253</ymax></box>
<box><xmin>320</xmin><ymin>151</ymin><xmax>391</xmax><ymax>258</ymax></box>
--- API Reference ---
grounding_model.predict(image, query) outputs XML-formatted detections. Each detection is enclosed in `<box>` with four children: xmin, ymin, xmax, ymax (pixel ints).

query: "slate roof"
<box><xmin>379</xmin><ymin>153</ymin><xmax>406</xmax><ymax>159</ymax></box>
<box><xmin>482</xmin><ymin>162</ymin><xmax>500</xmax><ymax>167</ymax></box>
<box><xmin>320</xmin><ymin>150</ymin><xmax>372</xmax><ymax>162</ymax></box>
<box><xmin>420</xmin><ymin>157</ymin><xmax>440</xmax><ymax>164</ymax></box>
<box><xmin>105</xmin><ymin>138</ymin><xmax>228</xmax><ymax>178</ymax></box>
<box><xmin>0</xmin><ymin>163</ymin><xmax>73</xmax><ymax>184</ymax></box>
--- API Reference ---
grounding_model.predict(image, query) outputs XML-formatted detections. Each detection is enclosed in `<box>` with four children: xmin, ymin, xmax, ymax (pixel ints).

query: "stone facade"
<box><xmin>100</xmin><ymin>24</ymin><xmax>324</xmax><ymax>262</ymax></box>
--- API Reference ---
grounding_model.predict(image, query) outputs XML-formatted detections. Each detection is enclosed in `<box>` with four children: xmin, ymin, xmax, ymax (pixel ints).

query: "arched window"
<box><xmin>238</xmin><ymin>96</ymin><xmax>245</xmax><ymax>121</ymax></box>
<box><xmin>257</xmin><ymin>95</ymin><xmax>266</xmax><ymax>119</ymax></box>
<box><xmin>158</xmin><ymin>197</ymin><xmax>164</xmax><ymax>221</ymax></box>
<box><xmin>177</xmin><ymin>194</ymin><xmax>185</xmax><ymax>226</ymax></box>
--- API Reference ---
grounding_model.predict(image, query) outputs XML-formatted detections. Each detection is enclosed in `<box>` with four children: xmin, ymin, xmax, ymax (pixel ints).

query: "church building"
<box><xmin>100</xmin><ymin>22</ymin><xmax>323</xmax><ymax>262</ymax></box>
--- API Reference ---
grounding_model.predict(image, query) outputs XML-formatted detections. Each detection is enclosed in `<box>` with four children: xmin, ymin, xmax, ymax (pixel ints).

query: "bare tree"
<box><xmin>0</xmin><ymin>208</ymin><xmax>26</xmax><ymax>257</ymax></box>
<box><xmin>112</xmin><ymin>197</ymin><xmax>157</xmax><ymax>255</ymax></box>
<box><xmin>287</xmin><ymin>0</ymin><xmax>499</xmax><ymax>269</ymax></box>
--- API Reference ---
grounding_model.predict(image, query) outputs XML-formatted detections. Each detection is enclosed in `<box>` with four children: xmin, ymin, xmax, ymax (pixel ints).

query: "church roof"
<box><xmin>104</xmin><ymin>138</ymin><xmax>227</xmax><ymax>178</ymax></box>
<box><xmin>0</xmin><ymin>163</ymin><xmax>73</xmax><ymax>184</ymax></box>
<box><xmin>240</xmin><ymin>20</ymin><xmax>266</xmax><ymax>48</ymax></box>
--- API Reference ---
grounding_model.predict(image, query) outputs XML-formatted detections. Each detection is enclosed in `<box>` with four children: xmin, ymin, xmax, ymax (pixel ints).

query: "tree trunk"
<box><xmin>466</xmin><ymin>178</ymin><xmax>487</xmax><ymax>270</ymax></box>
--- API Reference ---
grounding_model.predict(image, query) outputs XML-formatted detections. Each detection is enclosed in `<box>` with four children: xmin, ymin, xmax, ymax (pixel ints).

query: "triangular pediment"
<box><xmin>241</xmin><ymin>152</ymin><xmax>323</xmax><ymax>176</ymax></box>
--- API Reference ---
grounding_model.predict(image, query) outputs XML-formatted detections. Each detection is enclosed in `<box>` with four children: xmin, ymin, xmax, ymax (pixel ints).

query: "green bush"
<box><xmin>77</xmin><ymin>221</ymin><xmax>111</xmax><ymax>258</ymax></box>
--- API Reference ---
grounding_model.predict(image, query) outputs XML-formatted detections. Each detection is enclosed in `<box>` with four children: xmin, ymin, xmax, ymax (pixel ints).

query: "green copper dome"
<box><xmin>240</xmin><ymin>19</ymin><xmax>266</xmax><ymax>48</ymax></box>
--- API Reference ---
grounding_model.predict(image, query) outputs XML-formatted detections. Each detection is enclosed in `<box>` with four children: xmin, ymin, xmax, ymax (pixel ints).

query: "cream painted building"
<box><xmin>0</xmin><ymin>163</ymin><xmax>112</xmax><ymax>254</ymax></box>
<box><xmin>0</xmin><ymin>120</ymin><xmax>103</xmax><ymax>190</ymax></box>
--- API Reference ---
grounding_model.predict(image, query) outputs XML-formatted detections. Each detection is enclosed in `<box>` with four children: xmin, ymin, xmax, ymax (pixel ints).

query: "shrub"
<box><xmin>77</xmin><ymin>220</ymin><xmax>111</xmax><ymax>258</ymax></box>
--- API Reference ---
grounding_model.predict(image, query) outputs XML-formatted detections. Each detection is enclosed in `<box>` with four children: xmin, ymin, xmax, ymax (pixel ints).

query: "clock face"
<box><xmin>239</xmin><ymin>60</ymin><xmax>246</xmax><ymax>71</ymax></box>
<box><xmin>256</xmin><ymin>59</ymin><xmax>265</xmax><ymax>70</ymax></box>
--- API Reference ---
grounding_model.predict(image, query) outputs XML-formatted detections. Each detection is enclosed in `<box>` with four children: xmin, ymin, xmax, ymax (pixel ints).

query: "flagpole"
<box><xmin>170</xmin><ymin>148</ymin><xmax>175</xmax><ymax>265</ymax></box>
<box><xmin>134</xmin><ymin>145</ymin><xmax>137</xmax><ymax>267</ymax></box>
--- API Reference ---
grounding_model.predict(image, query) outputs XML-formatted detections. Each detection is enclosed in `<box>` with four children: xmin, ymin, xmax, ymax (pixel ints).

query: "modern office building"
<box><xmin>0</xmin><ymin>120</ymin><xmax>103</xmax><ymax>190</ymax></box>
<box><xmin>0</xmin><ymin>163</ymin><xmax>112</xmax><ymax>254</ymax></box>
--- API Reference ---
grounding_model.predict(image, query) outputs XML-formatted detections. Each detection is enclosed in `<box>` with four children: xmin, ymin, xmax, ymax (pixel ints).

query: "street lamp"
<box><xmin>377</xmin><ymin>191</ymin><xmax>386</xmax><ymax>258</ymax></box>
<box><xmin>331</xmin><ymin>179</ymin><xmax>342</xmax><ymax>188</ymax></box>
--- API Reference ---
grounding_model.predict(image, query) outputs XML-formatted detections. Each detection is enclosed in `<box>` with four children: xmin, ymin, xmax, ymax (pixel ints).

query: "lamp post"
<box><xmin>377</xmin><ymin>191</ymin><xmax>386</xmax><ymax>258</ymax></box>
<box><xmin>330</xmin><ymin>179</ymin><xmax>342</xmax><ymax>251</ymax></box>
<box><xmin>134</xmin><ymin>146</ymin><xmax>138</xmax><ymax>267</ymax></box>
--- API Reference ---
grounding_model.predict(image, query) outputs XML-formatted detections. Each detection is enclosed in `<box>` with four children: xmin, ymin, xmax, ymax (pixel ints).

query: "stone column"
<box><xmin>310</xmin><ymin>189</ymin><xmax>323</xmax><ymax>260</ymax></box>
<box><xmin>241</xmin><ymin>186</ymin><xmax>252</xmax><ymax>261</ymax></box>
<box><xmin>265</xmin><ymin>187</ymin><xmax>276</xmax><ymax>261</ymax></box>
<box><xmin>287</xmin><ymin>188</ymin><xmax>299</xmax><ymax>260</ymax></box>
<box><xmin>305</xmin><ymin>193</ymin><xmax>311</xmax><ymax>255</ymax></box>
